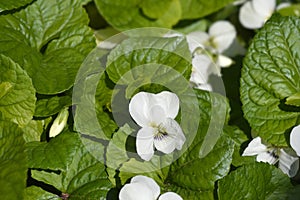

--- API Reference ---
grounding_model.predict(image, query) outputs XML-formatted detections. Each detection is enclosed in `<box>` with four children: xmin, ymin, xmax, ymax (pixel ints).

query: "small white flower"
<box><xmin>189</xmin><ymin>54</ymin><xmax>214</xmax><ymax>91</ymax></box>
<box><xmin>239</xmin><ymin>0</ymin><xmax>276</xmax><ymax>29</ymax></box>
<box><xmin>243</xmin><ymin>137</ymin><xmax>299</xmax><ymax>177</ymax></box>
<box><xmin>187</xmin><ymin>20</ymin><xmax>236</xmax><ymax>56</ymax></box>
<box><xmin>129</xmin><ymin>91</ymin><xmax>185</xmax><ymax>161</ymax></box>
<box><xmin>119</xmin><ymin>175</ymin><xmax>182</xmax><ymax>200</ymax></box>
<box><xmin>290</xmin><ymin>125</ymin><xmax>300</xmax><ymax>156</ymax></box>
<box><xmin>187</xmin><ymin>20</ymin><xmax>236</xmax><ymax>78</ymax></box>
<box><xmin>49</xmin><ymin>107</ymin><xmax>69</xmax><ymax>138</ymax></box>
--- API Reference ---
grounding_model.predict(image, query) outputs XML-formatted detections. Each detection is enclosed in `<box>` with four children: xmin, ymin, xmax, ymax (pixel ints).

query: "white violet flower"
<box><xmin>242</xmin><ymin>137</ymin><xmax>299</xmax><ymax>177</ymax></box>
<box><xmin>290</xmin><ymin>125</ymin><xmax>300</xmax><ymax>156</ymax></box>
<box><xmin>239</xmin><ymin>0</ymin><xmax>276</xmax><ymax>29</ymax></box>
<box><xmin>119</xmin><ymin>175</ymin><xmax>182</xmax><ymax>200</ymax></box>
<box><xmin>49</xmin><ymin>107</ymin><xmax>69</xmax><ymax>138</ymax></box>
<box><xmin>187</xmin><ymin>20</ymin><xmax>236</xmax><ymax>68</ymax></box>
<box><xmin>189</xmin><ymin>54</ymin><xmax>214</xmax><ymax>91</ymax></box>
<box><xmin>129</xmin><ymin>91</ymin><xmax>185</xmax><ymax>161</ymax></box>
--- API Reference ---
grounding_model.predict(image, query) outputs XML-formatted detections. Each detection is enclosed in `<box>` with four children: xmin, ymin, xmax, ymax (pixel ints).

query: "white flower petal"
<box><xmin>131</xmin><ymin>176</ymin><xmax>160</xmax><ymax>199</ymax></box>
<box><xmin>154</xmin><ymin>118</ymin><xmax>185</xmax><ymax>154</ymax></box>
<box><xmin>136</xmin><ymin>127</ymin><xmax>155</xmax><ymax>161</ymax></box>
<box><xmin>257</xmin><ymin>151</ymin><xmax>277</xmax><ymax>165</ymax></box>
<box><xmin>278</xmin><ymin>149</ymin><xmax>299</xmax><ymax>177</ymax></box>
<box><xmin>159</xmin><ymin>192</ymin><xmax>183</xmax><ymax>200</ymax></box>
<box><xmin>129</xmin><ymin>92</ymin><xmax>152</xmax><ymax>127</ymax></box>
<box><xmin>154</xmin><ymin>134</ymin><xmax>176</xmax><ymax>155</ymax></box>
<box><xmin>252</xmin><ymin>0</ymin><xmax>275</xmax><ymax>18</ymax></box>
<box><xmin>98</xmin><ymin>41</ymin><xmax>117</xmax><ymax>49</ymax></box>
<box><xmin>194</xmin><ymin>83</ymin><xmax>213</xmax><ymax>92</ymax></box>
<box><xmin>290</xmin><ymin>125</ymin><xmax>300</xmax><ymax>156</ymax></box>
<box><xmin>152</xmin><ymin>91</ymin><xmax>180</xmax><ymax>119</ymax></box>
<box><xmin>190</xmin><ymin>54</ymin><xmax>213</xmax><ymax>84</ymax></box>
<box><xmin>209</xmin><ymin>21</ymin><xmax>236</xmax><ymax>53</ymax></box>
<box><xmin>49</xmin><ymin>107</ymin><xmax>69</xmax><ymax>138</ymax></box>
<box><xmin>119</xmin><ymin>182</ymin><xmax>155</xmax><ymax>200</ymax></box>
<box><xmin>148</xmin><ymin>105</ymin><xmax>166</xmax><ymax>126</ymax></box>
<box><xmin>164</xmin><ymin>32</ymin><xmax>184</xmax><ymax>38</ymax></box>
<box><xmin>239</xmin><ymin>1</ymin><xmax>266</xmax><ymax>29</ymax></box>
<box><xmin>276</xmin><ymin>2</ymin><xmax>291</xmax><ymax>10</ymax></box>
<box><xmin>242</xmin><ymin>137</ymin><xmax>268</xmax><ymax>156</ymax></box>
<box><xmin>217</xmin><ymin>55</ymin><xmax>234</xmax><ymax>68</ymax></box>
<box><xmin>186</xmin><ymin>31</ymin><xmax>209</xmax><ymax>53</ymax></box>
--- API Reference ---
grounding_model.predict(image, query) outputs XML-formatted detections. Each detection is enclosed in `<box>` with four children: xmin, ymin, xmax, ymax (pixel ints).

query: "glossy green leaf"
<box><xmin>165</xmin><ymin>185</ymin><xmax>214</xmax><ymax>200</ymax></box>
<box><xmin>0</xmin><ymin>0</ymin><xmax>95</xmax><ymax>94</ymax></box>
<box><xmin>106</xmin><ymin>36</ymin><xmax>192</xmax><ymax>85</ymax></box>
<box><xmin>241</xmin><ymin>15</ymin><xmax>300</xmax><ymax>146</ymax></box>
<box><xmin>224</xmin><ymin>125</ymin><xmax>255</xmax><ymax>167</ymax></box>
<box><xmin>278</xmin><ymin>4</ymin><xmax>300</xmax><ymax>17</ymax></box>
<box><xmin>165</xmin><ymin>89</ymin><xmax>233</xmax><ymax>197</ymax></box>
<box><xmin>24</xmin><ymin>186</ymin><xmax>60</xmax><ymax>200</ymax></box>
<box><xmin>23</xmin><ymin>119</ymin><xmax>44</xmax><ymax>143</ymax></box>
<box><xmin>175</xmin><ymin>19</ymin><xmax>208</xmax><ymax>34</ymax></box>
<box><xmin>27</xmin><ymin>131</ymin><xmax>82</xmax><ymax>170</ymax></box>
<box><xmin>94</xmin><ymin>0</ymin><xmax>181</xmax><ymax>30</ymax></box>
<box><xmin>0</xmin><ymin>54</ymin><xmax>36</xmax><ymax>126</ymax></box>
<box><xmin>0</xmin><ymin>120</ymin><xmax>27</xmax><ymax>200</ymax></box>
<box><xmin>179</xmin><ymin>0</ymin><xmax>235</xmax><ymax>19</ymax></box>
<box><xmin>0</xmin><ymin>0</ymin><xmax>33</xmax><ymax>13</ymax></box>
<box><xmin>106</xmin><ymin>124</ymin><xmax>171</xmax><ymax>187</ymax></box>
<box><xmin>106</xmin><ymin>124</ymin><xmax>133</xmax><ymax>172</ymax></box>
<box><xmin>29</xmin><ymin>131</ymin><xmax>113</xmax><ymax>199</ymax></box>
<box><xmin>199</xmin><ymin>91</ymin><xmax>230</xmax><ymax>158</ymax></box>
<box><xmin>286</xmin><ymin>92</ymin><xmax>300</xmax><ymax>107</ymax></box>
<box><xmin>73</xmin><ymin>48</ymin><xmax>117</xmax><ymax>140</ymax></box>
<box><xmin>34</xmin><ymin>96</ymin><xmax>72</xmax><ymax>117</ymax></box>
<box><xmin>168</xmin><ymin>134</ymin><xmax>234</xmax><ymax>191</ymax></box>
<box><xmin>218</xmin><ymin>163</ymin><xmax>293</xmax><ymax>200</ymax></box>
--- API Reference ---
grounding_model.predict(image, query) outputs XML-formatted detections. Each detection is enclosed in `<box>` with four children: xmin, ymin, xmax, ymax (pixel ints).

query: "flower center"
<box><xmin>154</xmin><ymin>124</ymin><xmax>168</xmax><ymax>141</ymax></box>
<box><xmin>267</xmin><ymin>148</ymin><xmax>280</xmax><ymax>160</ymax></box>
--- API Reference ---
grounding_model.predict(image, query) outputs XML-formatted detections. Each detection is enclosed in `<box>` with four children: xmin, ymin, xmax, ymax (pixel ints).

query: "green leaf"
<box><xmin>29</xmin><ymin>131</ymin><xmax>113</xmax><ymax>199</ymax></box>
<box><xmin>278</xmin><ymin>4</ymin><xmax>300</xmax><ymax>17</ymax></box>
<box><xmin>0</xmin><ymin>54</ymin><xmax>36</xmax><ymax>126</ymax></box>
<box><xmin>0</xmin><ymin>0</ymin><xmax>33</xmax><ymax>13</ymax></box>
<box><xmin>168</xmin><ymin>135</ymin><xmax>234</xmax><ymax>192</ymax></box>
<box><xmin>94</xmin><ymin>0</ymin><xmax>181</xmax><ymax>30</ymax></box>
<box><xmin>286</xmin><ymin>92</ymin><xmax>300</xmax><ymax>107</ymax></box>
<box><xmin>165</xmin><ymin>185</ymin><xmax>214</xmax><ymax>200</ymax></box>
<box><xmin>106</xmin><ymin>124</ymin><xmax>134</xmax><ymax>173</ymax></box>
<box><xmin>73</xmin><ymin>48</ymin><xmax>118</xmax><ymax>140</ymax></box>
<box><xmin>218</xmin><ymin>163</ymin><xmax>293</xmax><ymax>200</ymax></box>
<box><xmin>27</xmin><ymin>130</ymin><xmax>82</xmax><ymax>170</ymax></box>
<box><xmin>0</xmin><ymin>0</ymin><xmax>95</xmax><ymax>94</ymax></box>
<box><xmin>106</xmin><ymin>124</ymin><xmax>171</xmax><ymax>186</ymax></box>
<box><xmin>106</xmin><ymin>36</ymin><xmax>192</xmax><ymax>85</ymax></box>
<box><xmin>23</xmin><ymin>119</ymin><xmax>44</xmax><ymax>143</ymax></box>
<box><xmin>165</xmin><ymin>89</ymin><xmax>233</xmax><ymax>197</ymax></box>
<box><xmin>224</xmin><ymin>125</ymin><xmax>255</xmax><ymax>167</ymax></box>
<box><xmin>118</xmin><ymin>157</ymin><xmax>171</xmax><ymax>186</ymax></box>
<box><xmin>24</xmin><ymin>186</ymin><xmax>60</xmax><ymax>200</ymax></box>
<box><xmin>175</xmin><ymin>19</ymin><xmax>208</xmax><ymax>34</ymax></box>
<box><xmin>241</xmin><ymin>15</ymin><xmax>300</xmax><ymax>146</ymax></box>
<box><xmin>179</xmin><ymin>0</ymin><xmax>235</xmax><ymax>19</ymax></box>
<box><xmin>288</xmin><ymin>185</ymin><xmax>300</xmax><ymax>200</ymax></box>
<box><xmin>199</xmin><ymin>91</ymin><xmax>230</xmax><ymax>158</ymax></box>
<box><xmin>34</xmin><ymin>95</ymin><xmax>72</xmax><ymax>117</ymax></box>
<box><xmin>0</xmin><ymin>82</ymin><xmax>13</xmax><ymax>99</ymax></box>
<box><xmin>0</xmin><ymin>120</ymin><xmax>27</xmax><ymax>200</ymax></box>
